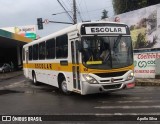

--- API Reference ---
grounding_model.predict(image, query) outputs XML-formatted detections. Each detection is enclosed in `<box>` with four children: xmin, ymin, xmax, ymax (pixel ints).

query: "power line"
<box><xmin>76</xmin><ymin>0</ymin><xmax>84</xmax><ymax>22</ymax></box>
<box><xmin>76</xmin><ymin>0</ymin><xmax>87</xmax><ymax>21</ymax></box>
<box><xmin>67</xmin><ymin>0</ymin><xmax>73</xmax><ymax>9</ymax></box>
<box><xmin>62</xmin><ymin>0</ymin><xmax>76</xmax><ymax>20</ymax></box>
<box><xmin>61</xmin><ymin>0</ymin><xmax>71</xmax><ymax>12</ymax></box>
<box><xmin>57</xmin><ymin>0</ymin><xmax>74</xmax><ymax>23</ymax></box>
<box><xmin>76</xmin><ymin>8</ymin><xmax>83</xmax><ymax>22</ymax></box>
<box><xmin>56</xmin><ymin>0</ymin><xmax>114</xmax><ymax>23</ymax></box>
<box><xmin>67</xmin><ymin>0</ymin><xmax>83</xmax><ymax>22</ymax></box>
<box><xmin>81</xmin><ymin>6</ymin><xmax>113</xmax><ymax>14</ymax></box>
<box><xmin>83</xmin><ymin>0</ymin><xmax>91</xmax><ymax>21</ymax></box>
<box><xmin>64</xmin><ymin>0</ymin><xmax>74</xmax><ymax>17</ymax></box>
<box><xmin>56</xmin><ymin>0</ymin><xmax>78</xmax><ymax>24</ymax></box>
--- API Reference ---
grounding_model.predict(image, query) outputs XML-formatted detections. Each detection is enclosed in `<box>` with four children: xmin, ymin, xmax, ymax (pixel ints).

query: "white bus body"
<box><xmin>23</xmin><ymin>22</ymin><xmax>135</xmax><ymax>95</ymax></box>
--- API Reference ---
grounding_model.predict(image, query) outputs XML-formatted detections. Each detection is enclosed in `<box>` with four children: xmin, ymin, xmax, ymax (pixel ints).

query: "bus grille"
<box><xmin>100</xmin><ymin>78</ymin><xmax>123</xmax><ymax>83</ymax></box>
<box><xmin>94</xmin><ymin>71</ymin><xmax>127</xmax><ymax>78</ymax></box>
<box><xmin>103</xmin><ymin>84</ymin><xmax>122</xmax><ymax>90</ymax></box>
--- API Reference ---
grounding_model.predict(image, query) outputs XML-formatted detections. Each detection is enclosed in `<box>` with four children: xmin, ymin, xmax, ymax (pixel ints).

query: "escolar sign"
<box><xmin>35</xmin><ymin>63</ymin><xmax>52</xmax><ymax>70</ymax></box>
<box><xmin>85</xmin><ymin>27</ymin><xmax>126</xmax><ymax>34</ymax></box>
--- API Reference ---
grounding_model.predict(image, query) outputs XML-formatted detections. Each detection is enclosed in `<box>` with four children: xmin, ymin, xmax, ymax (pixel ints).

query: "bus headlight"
<box><xmin>83</xmin><ymin>74</ymin><xmax>98</xmax><ymax>84</ymax></box>
<box><xmin>126</xmin><ymin>72</ymin><xmax>134</xmax><ymax>81</ymax></box>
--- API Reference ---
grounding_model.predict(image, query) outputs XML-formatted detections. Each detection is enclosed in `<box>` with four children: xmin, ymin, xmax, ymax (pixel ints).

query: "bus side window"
<box><xmin>56</xmin><ymin>34</ymin><xmax>68</xmax><ymax>58</ymax></box>
<box><xmin>29</xmin><ymin>46</ymin><xmax>33</xmax><ymax>60</ymax></box>
<box><xmin>22</xmin><ymin>48</ymin><xmax>25</xmax><ymax>61</ymax></box>
<box><xmin>39</xmin><ymin>41</ymin><xmax>46</xmax><ymax>60</ymax></box>
<box><xmin>33</xmin><ymin>44</ymin><xmax>39</xmax><ymax>60</ymax></box>
<box><xmin>46</xmin><ymin>38</ymin><xmax>55</xmax><ymax>59</ymax></box>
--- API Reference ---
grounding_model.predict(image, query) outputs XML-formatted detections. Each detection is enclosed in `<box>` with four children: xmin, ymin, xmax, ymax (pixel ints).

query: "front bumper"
<box><xmin>81</xmin><ymin>77</ymin><xmax>135</xmax><ymax>95</ymax></box>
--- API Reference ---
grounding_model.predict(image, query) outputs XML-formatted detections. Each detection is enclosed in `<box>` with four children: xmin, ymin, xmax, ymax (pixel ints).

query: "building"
<box><xmin>0</xmin><ymin>29</ymin><xmax>32</xmax><ymax>70</ymax></box>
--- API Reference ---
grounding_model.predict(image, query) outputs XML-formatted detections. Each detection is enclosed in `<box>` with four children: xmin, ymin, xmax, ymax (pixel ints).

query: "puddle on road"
<box><xmin>0</xmin><ymin>90</ymin><xmax>24</xmax><ymax>95</ymax></box>
<box><xmin>0</xmin><ymin>89</ymin><xmax>56</xmax><ymax>95</ymax></box>
<box><xmin>24</xmin><ymin>88</ymin><xmax>56</xmax><ymax>94</ymax></box>
<box><xmin>0</xmin><ymin>85</ymin><xmax>58</xmax><ymax>95</ymax></box>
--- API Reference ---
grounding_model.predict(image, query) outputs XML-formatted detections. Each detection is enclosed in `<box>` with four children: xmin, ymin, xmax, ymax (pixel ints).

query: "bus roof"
<box><xmin>23</xmin><ymin>21</ymin><xmax>127</xmax><ymax>48</ymax></box>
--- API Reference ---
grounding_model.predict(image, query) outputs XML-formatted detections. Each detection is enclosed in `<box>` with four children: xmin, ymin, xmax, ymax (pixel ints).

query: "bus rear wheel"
<box><xmin>59</xmin><ymin>78</ymin><xmax>70</xmax><ymax>95</ymax></box>
<box><xmin>32</xmin><ymin>72</ymin><xmax>39</xmax><ymax>85</ymax></box>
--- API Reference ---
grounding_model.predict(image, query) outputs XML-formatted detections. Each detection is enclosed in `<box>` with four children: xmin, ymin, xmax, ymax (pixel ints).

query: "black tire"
<box><xmin>59</xmin><ymin>78</ymin><xmax>71</xmax><ymax>95</ymax></box>
<box><xmin>32</xmin><ymin>72</ymin><xmax>39</xmax><ymax>86</ymax></box>
<box><xmin>2</xmin><ymin>70</ymin><xmax>5</xmax><ymax>73</ymax></box>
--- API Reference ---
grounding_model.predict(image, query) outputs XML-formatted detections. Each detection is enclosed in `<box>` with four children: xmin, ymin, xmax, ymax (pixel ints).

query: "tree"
<box><xmin>148</xmin><ymin>0</ymin><xmax>160</xmax><ymax>6</ymax></box>
<box><xmin>134</xmin><ymin>33</ymin><xmax>157</xmax><ymax>49</ymax></box>
<box><xmin>101</xmin><ymin>9</ymin><xmax>109</xmax><ymax>19</ymax></box>
<box><xmin>112</xmin><ymin>0</ymin><xmax>159</xmax><ymax>15</ymax></box>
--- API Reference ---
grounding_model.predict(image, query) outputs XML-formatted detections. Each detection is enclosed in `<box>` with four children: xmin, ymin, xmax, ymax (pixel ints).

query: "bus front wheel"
<box><xmin>59</xmin><ymin>78</ymin><xmax>70</xmax><ymax>95</ymax></box>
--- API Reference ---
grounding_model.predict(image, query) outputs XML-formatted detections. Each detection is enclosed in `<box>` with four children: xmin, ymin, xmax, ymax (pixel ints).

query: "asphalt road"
<box><xmin>0</xmin><ymin>75</ymin><xmax>160</xmax><ymax>123</ymax></box>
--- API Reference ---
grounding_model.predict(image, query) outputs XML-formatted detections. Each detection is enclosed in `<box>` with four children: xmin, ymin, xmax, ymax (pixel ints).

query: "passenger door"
<box><xmin>71</xmin><ymin>41</ymin><xmax>81</xmax><ymax>91</ymax></box>
<box><xmin>25</xmin><ymin>50</ymin><xmax>29</xmax><ymax>78</ymax></box>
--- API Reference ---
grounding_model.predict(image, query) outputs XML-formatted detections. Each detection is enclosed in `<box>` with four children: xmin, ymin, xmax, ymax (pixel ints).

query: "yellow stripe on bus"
<box><xmin>23</xmin><ymin>63</ymin><xmax>134</xmax><ymax>73</ymax></box>
<box><xmin>23</xmin><ymin>63</ymin><xmax>72</xmax><ymax>72</ymax></box>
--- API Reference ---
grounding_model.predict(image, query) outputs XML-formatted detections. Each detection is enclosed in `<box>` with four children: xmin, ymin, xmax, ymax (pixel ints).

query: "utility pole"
<box><xmin>57</xmin><ymin>0</ymin><xmax>77</xmax><ymax>24</ymax></box>
<box><xmin>73</xmin><ymin>0</ymin><xmax>77</xmax><ymax>24</ymax></box>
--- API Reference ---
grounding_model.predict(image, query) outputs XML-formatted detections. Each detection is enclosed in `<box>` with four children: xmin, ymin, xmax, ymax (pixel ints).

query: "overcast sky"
<box><xmin>0</xmin><ymin>0</ymin><xmax>114</xmax><ymax>37</ymax></box>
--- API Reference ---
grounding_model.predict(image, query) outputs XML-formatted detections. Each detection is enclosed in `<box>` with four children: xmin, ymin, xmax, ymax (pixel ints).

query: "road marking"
<box><xmin>0</xmin><ymin>80</ymin><xmax>25</xmax><ymax>90</ymax></box>
<box><xmin>100</xmin><ymin>100</ymin><xmax>160</xmax><ymax>103</ymax></box>
<box><xmin>113</xmin><ymin>97</ymin><xmax>144</xmax><ymax>99</ymax></box>
<box><xmin>98</xmin><ymin>96</ymin><xmax>155</xmax><ymax>102</ymax></box>
<box><xmin>94</xmin><ymin>106</ymin><xmax>160</xmax><ymax>109</ymax></box>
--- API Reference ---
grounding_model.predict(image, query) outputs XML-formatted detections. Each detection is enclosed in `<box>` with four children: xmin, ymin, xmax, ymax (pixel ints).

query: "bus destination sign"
<box><xmin>85</xmin><ymin>26</ymin><xmax>126</xmax><ymax>34</ymax></box>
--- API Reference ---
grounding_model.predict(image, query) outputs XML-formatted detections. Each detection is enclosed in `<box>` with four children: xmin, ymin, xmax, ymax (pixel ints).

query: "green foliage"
<box><xmin>134</xmin><ymin>33</ymin><xmax>158</xmax><ymax>49</ymax></box>
<box><xmin>112</xmin><ymin>0</ymin><xmax>152</xmax><ymax>15</ymax></box>
<box><xmin>101</xmin><ymin>9</ymin><xmax>109</xmax><ymax>19</ymax></box>
<box><xmin>134</xmin><ymin>33</ymin><xmax>146</xmax><ymax>49</ymax></box>
<box><xmin>130</xmin><ymin>25</ymin><xmax>135</xmax><ymax>31</ymax></box>
<box><xmin>131</xmin><ymin>28</ymin><xmax>146</xmax><ymax>48</ymax></box>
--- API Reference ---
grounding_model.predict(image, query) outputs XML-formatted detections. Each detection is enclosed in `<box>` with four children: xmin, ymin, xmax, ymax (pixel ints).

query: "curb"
<box><xmin>135</xmin><ymin>79</ymin><xmax>160</xmax><ymax>86</ymax></box>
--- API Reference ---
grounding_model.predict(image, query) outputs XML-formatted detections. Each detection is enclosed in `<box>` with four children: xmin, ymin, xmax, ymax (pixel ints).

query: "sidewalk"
<box><xmin>135</xmin><ymin>78</ymin><xmax>160</xmax><ymax>86</ymax></box>
<box><xmin>0</xmin><ymin>71</ymin><xmax>23</xmax><ymax>81</ymax></box>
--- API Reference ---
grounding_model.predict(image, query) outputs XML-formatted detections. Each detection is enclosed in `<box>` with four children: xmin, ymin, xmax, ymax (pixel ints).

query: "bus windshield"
<box><xmin>81</xmin><ymin>36</ymin><xmax>133</xmax><ymax>69</ymax></box>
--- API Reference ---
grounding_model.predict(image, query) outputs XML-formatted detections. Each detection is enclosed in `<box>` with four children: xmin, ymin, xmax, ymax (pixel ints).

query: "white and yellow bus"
<box><xmin>23</xmin><ymin>21</ymin><xmax>135</xmax><ymax>95</ymax></box>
